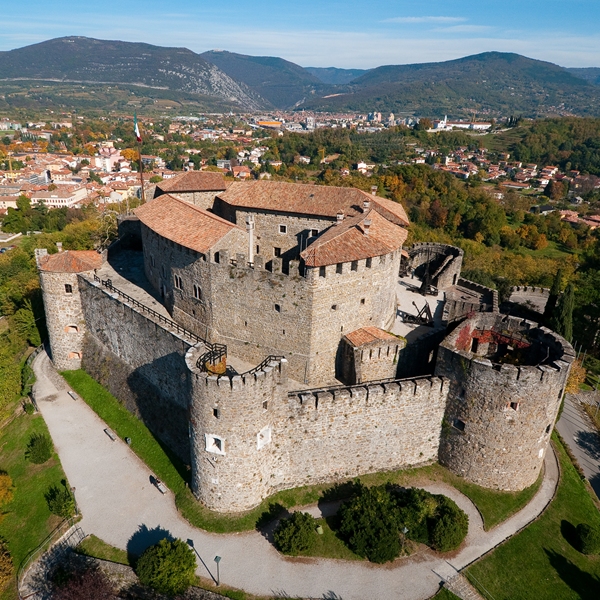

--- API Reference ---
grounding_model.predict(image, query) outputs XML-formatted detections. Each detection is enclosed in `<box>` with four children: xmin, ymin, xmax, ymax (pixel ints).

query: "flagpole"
<box><xmin>134</xmin><ymin>113</ymin><xmax>146</xmax><ymax>205</ymax></box>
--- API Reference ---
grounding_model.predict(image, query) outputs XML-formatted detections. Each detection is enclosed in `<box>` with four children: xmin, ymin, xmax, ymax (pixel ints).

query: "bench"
<box><xmin>156</xmin><ymin>481</ymin><xmax>167</xmax><ymax>494</ymax></box>
<box><xmin>67</xmin><ymin>391</ymin><xmax>78</xmax><ymax>400</ymax></box>
<box><xmin>104</xmin><ymin>428</ymin><xmax>117</xmax><ymax>441</ymax></box>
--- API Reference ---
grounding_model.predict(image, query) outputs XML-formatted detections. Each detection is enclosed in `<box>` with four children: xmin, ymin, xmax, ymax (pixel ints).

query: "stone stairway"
<box><xmin>444</xmin><ymin>574</ymin><xmax>486</xmax><ymax>600</ymax></box>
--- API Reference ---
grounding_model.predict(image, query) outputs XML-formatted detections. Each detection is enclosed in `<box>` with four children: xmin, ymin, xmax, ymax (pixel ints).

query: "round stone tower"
<box><xmin>37</xmin><ymin>247</ymin><xmax>103</xmax><ymax>371</ymax></box>
<box><xmin>186</xmin><ymin>343</ymin><xmax>288</xmax><ymax>512</ymax></box>
<box><xmin>435</xmin><ymin>312</ymin><xmax>574</xmax><ymax>491</ymax></box>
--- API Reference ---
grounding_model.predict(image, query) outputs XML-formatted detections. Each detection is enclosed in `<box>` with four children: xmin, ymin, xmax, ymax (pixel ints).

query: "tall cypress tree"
<box><xmin>551</xmin><ymin>283</ymin><xmax>574</xmax><ymax>343</ymax></box>
<box><xmin>543</xmin><ymin>268</ymin><xmax>562</xmax><ymax>325</ymax></box>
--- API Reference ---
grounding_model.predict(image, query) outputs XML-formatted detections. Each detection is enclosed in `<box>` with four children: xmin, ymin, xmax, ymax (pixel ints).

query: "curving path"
<box><xmin>32</xmin><ymin>350</ymin><xmax>559</xmax><ymax>600</ymax></box>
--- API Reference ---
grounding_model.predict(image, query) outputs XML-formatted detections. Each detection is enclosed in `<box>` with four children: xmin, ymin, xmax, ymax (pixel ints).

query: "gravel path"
<box><xmin>33</xmin><ymin>350</ymin><xmax>559</xmax><ymax>600</ymax></box>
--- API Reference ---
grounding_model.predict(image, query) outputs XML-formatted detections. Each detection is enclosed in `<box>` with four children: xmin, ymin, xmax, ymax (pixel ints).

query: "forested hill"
<box><xmin>201</xmin><ymin>50</ymin><xmax>326</xmax><ymax>109</ymax></box>
<box><xmin>302</xmin><ymin>52</ymin><xmax>600</xmax><ymax>117</ymax></box>
<box><xmin>304</xmin><ymin>67</ymin><xmax>369</xmax><ymax>85</ymax></box>
<box><xmin>0</xmin><ymin>37</ymin><xmax>266</xmax><ymax>111</ymax></box>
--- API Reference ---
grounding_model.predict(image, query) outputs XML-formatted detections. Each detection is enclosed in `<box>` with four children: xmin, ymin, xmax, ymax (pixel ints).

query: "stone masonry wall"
<box><xmin>408</xmin><ymin>243</ymin><xmax>463</xmax><ymax>290</ymax></box>
<box><xmin>188</xmin><ymin>340</ymin><xmax>449</xmax><ymax>512</ymax></box>
<box><xmin>340</xmin><ymin>336</ymin><xmax>406</xmax><ymax>384</ymax></box>
<box><xmin>78</xmin><ymin>276</ymin><xmax>194</xmax><ymax>461</ymax></box>
<box><xmin>435</xmin><ymin>313</ymin><xmax>574</xmax><ymax>491</ymax></box>
<box><xmin>306</xmin><ymin>250</ymin><xmax>401</xmax><ymax>383</ymax></box>
<box><xmin>40</xmin><ymin>269</ymin><xmax>92</xmax><ymax>371</ymax></box>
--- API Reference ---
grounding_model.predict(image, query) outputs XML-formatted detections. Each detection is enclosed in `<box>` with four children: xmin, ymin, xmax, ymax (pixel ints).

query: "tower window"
<box><xmin>336</xmin><ymin>263</ymin><xmax>343</xmax><ymax>274</ymax></box>
<box><xmin>150</xmin><ymin>255</ymin><xmax>156</xmax><ymax>267</ymax></box>
<box><xmin>205</xmin><ymin>434</ymin><xmax>225</xmax><ymax>455</ymax></box>
<box><xmin>279</xmin><ymin>225</ymin><xmax>287</xmax><ymax>234</ymax></box>
<box><xmin>273</xmin><ymin>247</ymin><xmax>282</xmax><ymax>257</ymax></box>
<box><xmin>174</xmin><ymin>275</ymin><xmax>183</xmax><ymax>290</ymax></box>
<box><xmin>213</xmin><ymin>408</ymin><xmax>220</xmax><ymax>419</ymax></box>
<box><xmin>64</xmin><ymin>284</ymin><xmax>73</xmax><ymax>294</ymax></box>
<box><xmin>360</xmin><ymin>298</ymin><xmax>365</xmax><ymax>305</ymax></box>
<box><xmin>64</xmin><ymin>325</ymin><xmax>79</xmax><ymax>333</ymax></box>
<box><xmin>275</xmin><ymin>304</ymin><xmax>281</xmax><ymax>312</ymax></box>
<box><xmin>366</xmin><ymin>257</ymin><xmax>372</xmax><ymax>269</ymax></box>
<box><xmin>193</xmin><ymin>284</ymin><xmax>202</xmax><ymax>300</ymax></box>
<box><xmin>331</xmin><ymin>304</ymin><xmax>338</xmax><ymax>311</ymax></box>
<box><xmin>351</xmin><ymin>261</ymin><xmax>358</xmax><ymax>271</ymax></box>
<box><xmin>311</xmin><ymin>229</ymin><xmax>319</xmax><ymax>237</ymax></box>
<box><xmin>510</xmin><ymin>402</ymin><xmax>520</xmax><ymax>411</ymax></box>
<box><xmin>319</xmin><ymin>266</ymin><xmax>326</xmax><ymax>277</ymax></box>
<box><xmin>453</xmin><ymin>419</ymin><xmax>466</xmax><ymax>432</ymax></box>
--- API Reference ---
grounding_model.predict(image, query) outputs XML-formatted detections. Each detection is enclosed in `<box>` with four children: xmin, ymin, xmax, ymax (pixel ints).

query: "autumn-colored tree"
<box><xmin>0</xmin><ymin>540</ymin><xmax>12</xmax><ymax>591</ymax></box>
<box><xmin>121</xmin><ymin>148</ymin><xmax>139</xmax><ymax>162</ymax></box>
<box><xmin>0</xmin><ymin>472</ymin><xmax>14</xmax><ymax>508</ymax></box>
<box><xmin>565</xmin><ymin>360</ymin><xmax>586</xmax><ymax>394</ymax></box>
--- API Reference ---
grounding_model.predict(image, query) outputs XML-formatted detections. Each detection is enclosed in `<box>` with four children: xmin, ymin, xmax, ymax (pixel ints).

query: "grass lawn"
<box><xmin>0</xmin><ymin>407</ymin><xmax>71</xmax><ymax>600</ymax></box>
<box><xmin>76</xmin><ymin>534</ymin><xmax>128</xmax><ymax>565</ymax></box>
<box><xmin>61</xmin><ymin>368</ymin><xmax>541</xmax><ymax>534</ymax></box>
<box><xmin>466</xmin><ymin>435</ymin><xmax>600</xmax><ymax>600</ymax></box>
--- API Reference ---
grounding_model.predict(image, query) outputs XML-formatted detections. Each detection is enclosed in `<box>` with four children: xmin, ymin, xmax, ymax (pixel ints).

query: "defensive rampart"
<box><xmin>435</xmin><ymin>312</ymin><xmax>574</xmax><ymax>491</ymax></box>
<box><xmin>78</xmin><ymin>276</ymin><xmax>195</xmax><ymax>461</ymax></box>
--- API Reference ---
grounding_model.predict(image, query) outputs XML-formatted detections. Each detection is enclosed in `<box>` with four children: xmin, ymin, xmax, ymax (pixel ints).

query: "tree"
<box><xmin>543</xmin><ymin>268</ymin><xmax>563</xmax><ymax>325</ymax></box>
<box><xmin>45</xmin><ymin>482</ymin><xmax>75</xmax><ymax>518</ymax></box>
<box><xmin>0</xmin><ymin>539</ymin><xmax>12</xmax><ymax>591</ymax></box>
<box><xmin>0</xmin><ymin>472</ymin><xmax>14</xmax><ymax>507</ymax></box>
<box><xmin>25</xmin><ymin>433</ymin><xmax>53</xmax><ymax>464</ymax></box>
<box><xmin>52</xmin><ymin>565</ymin><xmax>114</xmax><ymax>600</ymax></box>
<box><xmin>273</xmin><ymin>512</ymin><xmax>317</xmax><ymax>554</ymax></box>
<box><xmin>551</xmin><ymin>283</ymin><xmax>575</xmax><ymax>342</ymax></box>
<box><xmin>577</xmin><ymin>523</ymin><xmax>600</xmax><ymax>555</ymax></box>
<box><xmin>136</xmin><ymin>538</ymin><xmax>196</xmax><ymax>596</ymax></box>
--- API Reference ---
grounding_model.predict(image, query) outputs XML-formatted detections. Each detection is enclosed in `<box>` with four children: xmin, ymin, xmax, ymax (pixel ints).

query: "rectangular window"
<box><xmin>336</xmin><ymin>263</ymin><xmax>343</xmax><ymax>274</ymax></box>
<box><xmin>174</xmin><ymin>275</ymin><xmax>183</xmax><ymax>290</ymax></box>
<box><xmin>256</xmin><ymin>245</ymin><xmax>260</xmax><ymax>254</ymax></box>
<box><xmin>64</xmin><ymin>284</ymin><xmax>73</xmax><ymax>294</ymax></box>
<box><xmin>213</xmin><ymin>408</ymin><xmax>220</xmax><ymax>419</ymax></box>
<box><xmin>453</xmin><ymin>419</ymin><xmax>466</xmax><ymax>432</ymax></box>
<box><xmin>319</xmin><ymin>266</ymin><xmax>326</xmax><ymax>277</ymax></box>
<box><xmin>366</xmin><ymin>257</ymin><xmax>372</xmax><ymax>268</ymax></box>
<box><xmin>311</xmin><ymin>229</ymin><xmax>319</xmax><ymax>237</ymax></box>
<box><xmin>193</xmin><ymin>284</ymin><xmax>202</xmax><ymax>300</ymax></box>
<box><xmin>150</xmin><ymin>255</ymin><xmax>156</xmax><ymax>267</ymax></box>
<box><xmin>351</xmin><ymin>261</ymin><xmax>358</xmax><ymax>271</ymax></box>
<box><xmin>273</xmin><ymin>247</ymin><xmax>281</xmax><ymax>257</ymax></box>
<box><xmin>279</xmin><ymin>225</ymin><xmax>287</xmax><ymax>234</ymax></box>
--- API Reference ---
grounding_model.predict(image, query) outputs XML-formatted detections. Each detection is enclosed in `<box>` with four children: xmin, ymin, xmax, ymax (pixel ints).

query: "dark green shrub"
<box><xmin>23</xmin><ymin>402</ymin><xmax>35</xmax><ymax>415</ymax></box>
<box><xmin>25</xmin><ymin>433</ymin><xmax>53</xmax><ymax>464</ymax></box>
<box><xmin>577</xmin><ymin>523</ymin><xmax>600</xmax><ymax>555</ymax></box>
<box><xmin>136</xmin><ymin>538</ymin><xmax>196</xmax><ymax>596</ymax></box>
<box><xmin>273</xmin><ymin>512</ymin><xmax>317</xmax><ymax>554</ymax></box>
<box><xmin>45</xmin><ymin>484</ymin><xmax>75</xmax><ymax>518</ymax></box>
<box><xmin>338</xmin><ymin>484</ymin><xmax>401</xmax><ymax>563</ymax></box>
<box><xmin>428</xmin><ymin>495</ymin><xmax>469</xmax><ymax>552</ymax></box>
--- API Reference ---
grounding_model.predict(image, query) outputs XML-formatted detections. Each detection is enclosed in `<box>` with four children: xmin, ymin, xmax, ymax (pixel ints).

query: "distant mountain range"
<box><xmin>1</xmin><ymin>37</ymin><xmax>600</xmax><ymax>117</ymax></box>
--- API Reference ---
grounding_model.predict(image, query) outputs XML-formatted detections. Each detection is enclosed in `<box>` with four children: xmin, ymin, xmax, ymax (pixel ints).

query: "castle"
<box><xmin>36</xmin><ymin>172</ymin><xmax>574</xmax><ymax>512</ymax></box>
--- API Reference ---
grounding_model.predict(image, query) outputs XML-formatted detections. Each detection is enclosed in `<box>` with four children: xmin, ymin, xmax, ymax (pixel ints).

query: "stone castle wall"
<box><xmin>39</xmin><ymin>269</ymin><xmax>92</xmax><ymax>370</ymax></box>
<box><xmin>78</xmin><ymin>276</ymin><xmax>194</xmax><ymax>461</ymax></box>
<box><xmin>188</xmin><ymin>341</ymin><xmax>449</xmax><ymax>512</ymax></box>
<box><xmin>435</xmin><ymin>313</ymin><xmax>574</xmax><ymax>491</ymax></box>
<box><xmin>339</xmin><ymin>335</ymin><xmax>406</xmax><ymax>384</ymax></box>
<box><xmin>408</xmin><ymin>243</ymin><xmax>463</xmax><ymax>290</ymax></box>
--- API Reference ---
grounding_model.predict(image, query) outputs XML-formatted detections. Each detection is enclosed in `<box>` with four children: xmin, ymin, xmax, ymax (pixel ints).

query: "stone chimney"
<box><xmin>371</xmin><ymin>185</ymin><xmax>377</xmax><ymax>196</ymax></box>
<box><xmin>363</xmin><ymin>219</ymin><xmax>372</xmax><ymax>236</ymax></box>
<box><xmin>336</xmin><ymin>212</ymin><xmax>344</xmax><ymax>223</ymax></box>
<box><xmin>56</xmin><ymin>242</ymin><xmax>63</xmax><ymax>252</ymax></box>
<box><xmin>363</xmin><ymin>199</ymin><xmax>371</xmax><ymax>211</ymax></box>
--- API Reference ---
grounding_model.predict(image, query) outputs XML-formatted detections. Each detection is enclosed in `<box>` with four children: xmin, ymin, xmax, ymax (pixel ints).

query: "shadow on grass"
<box><xmin>545</xmin><ymin>548</ymin><xmax>600</xmax><ymax>600</ymax></box>
<box><xmin>560</xmin><ymin>520</ymin><xmax>580</xmax><ymax>552</ymax></box>
<box><xmin>256</xmin><ymin>502</ymin><xmax>289</xmax><ymax>543</ymax></box>
<box><xmin>151</xmin><ymin>432</ymin><xmax>189</xmax><ymax>486</ymax></box>
<box><xmin>126</xmin><ymin>524</ymin><xmax>174</xmax><ymax>567</ymax></box>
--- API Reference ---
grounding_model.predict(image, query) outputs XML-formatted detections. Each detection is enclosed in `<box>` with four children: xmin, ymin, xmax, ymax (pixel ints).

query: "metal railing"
<box><xmin>92</xmin><ymin>274</ymin><xmax>207</xmax><ymax>346</ymax></box>
<box><xmin>241</xmin><ymin>355</ymin><xmax>284</xmax><ymax>377</ymax></box>
<box><xmin>17</xmin><ymin>517</ymin><xmax>84</xmax><ymax>599</ymax></box>
<box><xmin>196</xmin><ymin>344</ymin><xmax>228</xmax><ymax>372</ymax></box>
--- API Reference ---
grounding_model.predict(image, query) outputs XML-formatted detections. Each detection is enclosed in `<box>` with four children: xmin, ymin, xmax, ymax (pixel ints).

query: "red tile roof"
<box><xmin>38</xmin><ymin>250</ymin><xmax>103</xmax><ymax>273</ymax></box>
<box><xmin>218</xmin><ymin>181</ymin><xmax>409</xmax><ymax>226</ymax></box>
<box><xmin>345</xmin><ymin>326</ymin><xmax>399</xmax><ymax>347</ymax></box>
<box><xmin>156</xmin><ymin>171</ymin><xmax>229</xmax><ymax>193</ymax></box>
<box><xmin>300</xmin><ymin>209</ymin><xmax>407</xmax><ymax>267</ymax></box>
<box><xmin>135</xmin><ymin>194</ymin><xmax>241</xmax><ymax>253</ymax></box>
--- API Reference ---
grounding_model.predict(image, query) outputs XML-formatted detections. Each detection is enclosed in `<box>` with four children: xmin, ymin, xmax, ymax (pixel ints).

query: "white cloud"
<box><xmin>384</xmin><ymin>16</ymin><xmax>467</xmax><ymax>24</ymax></box>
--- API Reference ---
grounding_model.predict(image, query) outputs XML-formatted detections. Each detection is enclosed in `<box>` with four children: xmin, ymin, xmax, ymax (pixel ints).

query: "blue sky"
<box><xmin>2</xmin><ymin>1</ymin><xmax>600</xmax><ymax>68</ymax></box>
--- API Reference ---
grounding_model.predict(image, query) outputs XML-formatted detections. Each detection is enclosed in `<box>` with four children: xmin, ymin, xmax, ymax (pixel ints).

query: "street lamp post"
<box><xmin>401</xmin><ymin>526</ymin><xmax>409</xmax><ymax>553</ymax></box>
<box><xmin>70</xmin><ymin>487</ymin><xmax>78</xmax><ymax>516</ymax></box>
<box><xmin>214</xmin><ymin>555</ymin><xmax>221</xmax><ymax>586</ymax></box>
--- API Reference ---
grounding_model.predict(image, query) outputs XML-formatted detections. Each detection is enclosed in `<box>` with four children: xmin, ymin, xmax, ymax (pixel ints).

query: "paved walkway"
<box><xmin>33</xmin><ymin>350</ymin><xmax>559</xmax><ymax>600</ymax></box>
<box><xmin>557</xmin><ymin>395</ymin><xmax>600</xmax><ymax>499</ymax></box>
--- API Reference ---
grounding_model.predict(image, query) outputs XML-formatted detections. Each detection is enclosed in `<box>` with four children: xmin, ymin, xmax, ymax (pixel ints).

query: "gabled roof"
<box><xmin>218</xmin><ymin>181</ymin><xmax>409</xmax><ymax>226</ymax></box>
<box><xmin>38</xmin><ymin>250</ymin><xmax>103</xmax><ymax>273</ymax></box>
<box><xmin>155</xmin><ymin>171</ymin><xmax>229</xmax><ymax>193</ymax></box>
<box><xmin>300</xmin><ymin>209</ymin><xmax>407</xmax><ymax>267</ymax></box>
<box><xmin>135</xmin><ymin>194</ymin><xmax>242</xmax><ymax>253</ymax></box>
<box><xmin>345</xmin><ymin>326</ymin><xmax>399</xmax><ymax>348</ymax></box>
